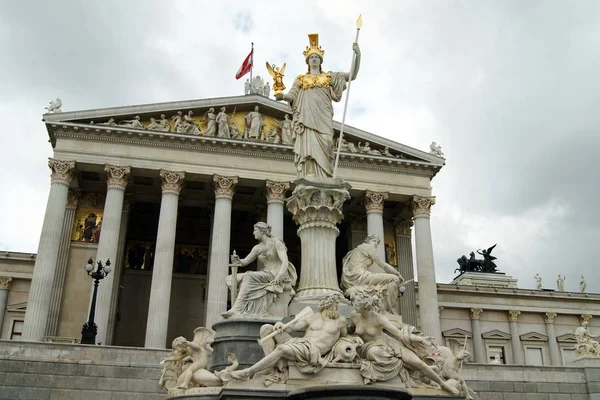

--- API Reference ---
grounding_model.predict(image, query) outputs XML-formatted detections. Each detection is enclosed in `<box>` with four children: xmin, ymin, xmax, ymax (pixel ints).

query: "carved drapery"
<box><xmin>160</xmin><ymin>170</ymin><xmax>185</xmax><ymax>194</ymax></box>
<box><xmin>105</xmin><ymin>165</ymin><xmax>131</xmax><ymax>189</ymax></box>
<box><xmin>411</xmin><ymin>195</ymin><xmax>435</xmax><ymax>218</ymax></box>
<box><xmin>48</xmin><ymin>159</ymin><xmax>75</xmax><ymax>185</ymax></box>
<box><xmin>265</xmin><ymin>180</ymin><xmax>290</xmax><ymax>204</ymax></box>
<box><xmin>213</xmin><ymin>175</ymin><xmax>238</xmax><ymax>199</ymax></box>
<box><xmin>364</xmin><ymin>190</ymin><xmax>388</xmax><ymax>214</ymax></box>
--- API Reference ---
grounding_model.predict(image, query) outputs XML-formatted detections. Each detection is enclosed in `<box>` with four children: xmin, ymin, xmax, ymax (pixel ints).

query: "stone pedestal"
<box><xmin>286</xmin><ymin>178</ymin><xmax>351</xmax><ymax>313</ymax></box>
<box><xmin>210</xmin><ymin>316</ymin><xmax>278</xmax><ymax>372</ymax></box>
<box><xmin>451</xmin><ymin>272</ymin><xmax>518</xmax><ymax>288</ymax></box>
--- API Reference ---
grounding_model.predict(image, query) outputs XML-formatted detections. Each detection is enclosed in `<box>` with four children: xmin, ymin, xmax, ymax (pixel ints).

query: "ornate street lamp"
<box><xmin>80</xmin><ymin>257</ymin><xmax>111</xmax><ymax>345</ymax></box>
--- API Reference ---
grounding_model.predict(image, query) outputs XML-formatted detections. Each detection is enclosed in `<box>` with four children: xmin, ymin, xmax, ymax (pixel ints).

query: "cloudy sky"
<box><xmin>1</xmin><ymin>0</ymin><xmax>598</xmax><ymax>292</ymax></box>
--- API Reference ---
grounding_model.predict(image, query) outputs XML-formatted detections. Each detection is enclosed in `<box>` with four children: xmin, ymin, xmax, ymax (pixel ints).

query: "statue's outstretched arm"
<box><xmin>344</xmin><ymin>42</ymin><xmax>361</xmax><ymax>82</ymax></box>
<box><xmin>370</xmin><ymin>247</ymin><xmax>403</xmax><ymax>278</ymax></box>
<box><xmin>239</xmin><ymin>245</ymin><xmax>260</xmax><ymax>267</ymax></box>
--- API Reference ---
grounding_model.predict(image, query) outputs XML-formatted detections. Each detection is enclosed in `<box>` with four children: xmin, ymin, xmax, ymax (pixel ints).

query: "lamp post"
<box><xmin>81</xmin><ymin>257</ymin><xmax>111</xmax><ymax>345</ymax></box>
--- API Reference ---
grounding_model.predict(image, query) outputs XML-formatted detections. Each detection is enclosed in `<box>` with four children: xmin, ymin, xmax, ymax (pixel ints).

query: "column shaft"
<box><xmin>469</xmin><ymin>308</ymin><xmax>486</xmax><ymax>363</ymax></box>
<box><xmin>23</xmin><ymin>159</ymin><xmax>75</xmax><ymax>341</ymax></box>
<box><xmin>145</xmin><ymin>193</ymin><xmax>180</xmax><ymax>348</ymax></box>
<box><xmin>396</xmin><ymin>221</ymin><xmax>416</xmax><ymax>326</ymax></box>
<box><xmin>0</xmin><ymin>278</ymin><xmax>12</xmax><ymax>333</ymax></box>
<box><xmin>267</xmin><ymin>202</ymin><xmax>284</xmax><ymax>240</ymax></box>
<box><xmin>366</xmin><ymin>212</ymin><xmax>385</xmax><ymax>261</ymax></box>
<box><xmin>45</xmin><ymin>190</ymin><xmax>79</xmax><ymax>338</ymax></box>
<box><xmin>508</xmin><ymin>311</ymin><xmax>524</xmax><ymax>364</ymax></box>
<box><xmin>545</xmin><ymin>313</ymin><xmax>560</xmax><ymax>366</ymax></box>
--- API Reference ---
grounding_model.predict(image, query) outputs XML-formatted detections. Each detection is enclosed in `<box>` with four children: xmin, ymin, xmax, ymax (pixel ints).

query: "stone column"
<box><xmin>396</xmin><ymin>220</ymin><xmax>416</xmax><ymax>326</ymax></box>
<box><xmin>205</xmin><ymin>175</ymin><xmax>238</xmax><ymax>329</ymax></box>
<box><xmin>106</xmin><ymin>196</ymin><xmax>131</xmax><ymax>345</ymax></box>
<box><xmin>0</xmin><ymin>277</ymin><xmax>13</xmax><ymax>332</ymax></box>
<box><xmin>23</xmin><ymin>159</ymin><xmax>75</xmax><ymax>341</ymax></box>
<box><xmin>145</xmin><ymin>170</ymin><xmax>185</xmax><ymax>348</ymax></box>
<box><xmin>265</xmin><ymin>180</ymin><xmax>290</xmax><ymax>240</ymax></box>
<box><xmin>365</xmin><ymin>190</ymin><xmax>388</xmax><ymax>261</ymax></box>
<box><xmin>544</xmin><ymin>312</ymin><xmax>561</xmax><ymax>366</ymax></box>
<box><xmin>469</xmin><ymin>308</ymin><xmax>486</xmax><ymax>363</ymax></box>
<box><xmin>411</xmin><ymin>195</ymin><xmax>442</xmax><ymax>343</ymax></box>
<box><xmin>508</xmin><ymin>310</ymin><xmax>524</xmax><ymax>364</ymax></box>
<box><xmin>93</xmin><ymin>165</ymin><xmax>130</xmax><ymax>345</ymax></box>
<box><xmin>45</xmin><ymin>189</ymin><xmax>80</xmax><ymax>338</ymax></box>
<box><xmin>286</xmin><ymin>178</ymin><xmax>351</xmax><ymax>313</ymax></box>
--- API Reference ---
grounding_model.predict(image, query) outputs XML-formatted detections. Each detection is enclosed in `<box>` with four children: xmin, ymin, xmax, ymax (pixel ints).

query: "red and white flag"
<box><xmin>235</xmin><ymin>50</ymin><xmax>253</xmax><ymax>80</ymax></box>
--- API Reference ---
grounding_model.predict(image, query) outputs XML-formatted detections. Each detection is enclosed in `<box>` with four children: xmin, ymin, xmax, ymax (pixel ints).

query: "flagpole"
<box><xmin>250</xmin><ymin>42</ymin><xmax>254</xmax><ymax>87</ymax></box>
<box><xmin>333</xmin><ymin>15</ymin><xmax>363</xmax><ymax>179</ymax></box>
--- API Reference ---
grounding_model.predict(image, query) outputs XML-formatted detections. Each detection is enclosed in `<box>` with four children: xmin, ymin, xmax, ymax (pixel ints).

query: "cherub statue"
<box><xmin>175</xmin><ymin>327</ymin><xmax>223</xmax><ymax>389</ymax></box>
<box><xmin>45</xmin><ymin>98</ymin><xmax>62</xmax><ymax>113</ymax></box>
<box><xmin>430</xmin><ymin>141</ymin><xmax>444</xmax><ymax>157</ymax></box>
<box><xmin>159</xmin><ymin>336</ymin><xmax>189</xmax><ymax>389</ymax></box>
<box><xmin>433</xmin><ymin>339</ymin><xmax>475</xmax><ymax>399</ymax></box>
<box><xmin>266</xmin><ymin>62</ymin><xmax>286</xmax><ymax>95</ymax></box>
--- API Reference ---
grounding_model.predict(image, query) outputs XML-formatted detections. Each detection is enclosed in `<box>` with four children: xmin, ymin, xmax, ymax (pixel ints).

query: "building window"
<box><xmin>560</xmin><ymin>347</ymin><xmax>577</xmax><ymax>366</ymax></box>
<box><xmin>487</xmin><ymin>345</ymin><xmax>507</xmax><ymax>364</ymax></box>
<box><xmin>10</xmin><ymin>320</ymin><xmax>24</xmax><ymax>340</ymax></box>
<box><xmin>525</xmin><ymin>347</ymin><xmax>544</xmax><ymax>366</ymax></box>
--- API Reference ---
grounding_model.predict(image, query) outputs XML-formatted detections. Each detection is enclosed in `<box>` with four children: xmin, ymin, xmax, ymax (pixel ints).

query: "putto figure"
<box><xmin>275</xmin><ymin>34</ymin><xmax>361</xmax><ymax>178</ymax></box>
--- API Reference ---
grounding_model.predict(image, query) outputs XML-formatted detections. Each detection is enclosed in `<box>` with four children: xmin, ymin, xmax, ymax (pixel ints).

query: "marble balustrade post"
<box><xmin>508</xmin><ymin>310</ymin><xmax>524</xmax><ymax>364</ymax></box>
<box><xmin>145</xmin><ymin>171</ymin><xmax>185</xmax><ymax>348</ymax></box>
<box><xmin>23</xmin><ymin>159</ymin><xmax>76</xmax><ymax>341</ymax></box>
<box><xmin>92</xmin><ymin>165</ymin><xmax>130</xmax><ymax>345</ymax></box>
<box><xmin>265</xmin><ymin>180</ymin><xmax>290</xmax><ymax>240</ymax></box>
<box><xmin>45</xmin><ymin>189</ymin><xmax>80</xmax><ymax>338</ymax></box>
<box><xmin>0</xmin><ymin>277</ymin><xmax>13</xmax><ymax>333</ymax></box>
<box><xmin>204</xmin><ymin>175</ymin><xmax>238</xmax><ymax>329</ymax></box>
<box><xmin>411</xmin><ymin>195</ymin><xmax>442</xmax><ymax>343</ymax></box>
<box><xmin>396</xmin><ymin>220</ymin><xmax>417</xmax><ymax>326</ymax></box>
<box><xmin>544</xmin><ymin>312</ymin><xmax>561</xmax><ymax>366</ymax></box>
<box><xmin>469</xmin><ymin>308</ymin><xmax>486</xmax><ymax>363</ymax></box>
<box><xmin>365</xmin><ymin>191</ymin><xmax>388</xmax><ymax>261</ymax></box>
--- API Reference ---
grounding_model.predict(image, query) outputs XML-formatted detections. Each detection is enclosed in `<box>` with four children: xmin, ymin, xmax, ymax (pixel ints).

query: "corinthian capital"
<box><xmin>411</xmin><ymin>195</ymin><xmax>436</xmax><ymax>218</ymax></box>
<box><xmin>48</xmin><ymin>158</ymin><xmax>75</xmax><ymax>185</ymax></box>
<box><xmin>265</xmin><ymin>180</ymin><xmax>290</xmax><ymax>203</ymax></box>
<box><xmin>365</xmin><ymin>190</ymin><xmax>388</xmax><ymax>214</ymax></box>
<box><xmin>105</xmin><ymin>165</ymin><xmax>131</xmax><ymax>189</ymax></box>
<box><xmin>469</xmin><ymin>308</ymin><xmax>483</xmax><ymax>320</ymax></box>
<box><xmin>160</xmin><ymin>170</ymin><xmax>185</xmax><ymax>195</ymax></box>
<box><xmin>580</xmin><ymin>314</ymin><xmax>593</xmax><ymax>325</ymax></box>
<box><xmin>0</xmin><ymin>276</ymin><xmax>12</xmax><ymax>290</ymax></box>
<box><xmin>395</xmin><ymin>219</ymin><xmax>413</xmax><ymax>236</ymax></box>
<box><xmin>544</xmin><ymin>312</ymin><xmax>557</xmax><ymax>324</ymax></box>
<box><xmin>508</xmin><ymin>310</ymin><xmax>521</xmax><ymax>322</ymax></box>
<box><xmin>213</xmin><ymin>175</ymin><xmax>238</xmax><ymax>199</ymax></box>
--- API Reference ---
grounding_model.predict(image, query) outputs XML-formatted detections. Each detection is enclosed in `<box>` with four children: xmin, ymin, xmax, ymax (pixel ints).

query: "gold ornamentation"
<box><xmin>364</xmin><ymin>190</ymin><xmax>388</xmax><ymax>214</ymax></box>
<box><xmin>296</xmin><ymin>72</ymin><xmax>332</xmax><ymax>90</ymax></box>
<box><xmin>412</xmin><ymin>195</ymin><xmax>436</xmax><ymax>218</ymax></box>
<box><xmin>266</xmin><ymin>63</ymin><xmax>286</xmax><ymax>95</ymax></box>
<box><xmin>469</xmin><ymin>308</ymin><xmax>483</xmax><ymax>320</ymax></box>
<box><xmin>265</xmin><ymin>180</ymin><xmax>290</xmax><ymax>203</ymax></box>
<box><xmin>303</xmin><ymin>33</ymin><xmax>325</xmax><ymax>59</ymax></box>
<box><xmin>0</xmin><ymin>276</ymin><xmax>13</xmax><ymax>290</ymax></box>
<box><xmin>395</xmin><ymin>220</ymin><xmax>413</xmax><ymax>236</ymax></box>
<box><xmin>213</xmin><ymin>175</ymin><xmax>238</xmax><ymax>199</ymax></box>
<box><xmin>48</xmin><ymin>158</ymin><xmax>75</xmax><ymax>185</ymax></box>
<box><xmin>581</xmin><ymin>314</ymin><xmax>593</xmax><ymax>325</ymax></box>
<box><xmin>544</xmin><ymin>312</ymin><xmax>557</xmax><ymax>324</ymax></box>
<box><xmin>105</xmin><ymin>165</ymin><xmax>131</xmax><ymax>189</ymax></box>
<box><xmin>71</xmin><ymin>208</ymin><xmax>103</xmax><ymax>242</ymax></box>
<box><xmin>508</xmin><ymin>310</ymin><xmax>521</xmax><ymax>322</ymax></box>
<box><xmin>160</xmin><ymin>170</ymin><xmax>185</xmax><ymax>195</ymax></box>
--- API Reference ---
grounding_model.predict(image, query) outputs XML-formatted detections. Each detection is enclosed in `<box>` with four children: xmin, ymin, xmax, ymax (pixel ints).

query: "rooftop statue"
<box><xmin>45</xmin><ymin>98</ymin><xmax>62</xmax><ymax>113</ymax></box>
<box><xmin>534</xmin><ymin>273</ymin><xmax>543</xmax><ymax>290</ymax></box>
<box><xmin>455</xmin><ymin>244</ymin><xmax>499</xmax><ymax>274</ymax></box>
<box><xmin>275</xmin><ymin>34</ymin><xmax>361</xmax><ymax>178</ymax></box>
<box><xmin>429</xmin><ymin>141</ymin><xmax>444</xmax><ymax>158</ymax></box>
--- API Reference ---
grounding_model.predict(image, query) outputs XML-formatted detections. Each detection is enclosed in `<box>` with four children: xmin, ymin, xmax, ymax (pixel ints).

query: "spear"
<box><xmin>333</xmin><ymin>14</ymin><xmax>363</xmax><ymax>179</ymax></box>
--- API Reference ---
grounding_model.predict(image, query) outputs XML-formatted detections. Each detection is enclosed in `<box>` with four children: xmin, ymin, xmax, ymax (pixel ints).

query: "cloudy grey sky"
<box><xmin>1</xmin><ymin>0</ymin><xmax>598</xmax><ymax>292</ymax></box>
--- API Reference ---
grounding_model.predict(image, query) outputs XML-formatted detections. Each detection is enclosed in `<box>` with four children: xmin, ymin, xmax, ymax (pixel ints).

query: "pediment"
<box><xmin>520</xmin><ymin>332</ymin><xmax>548</xmax><ymax>342</ymax></box>
<box><xmin>482</xmin><ymin>330</ymin><xmax>511</xmax><ymax>340</ymax></box>
<box><xmin>556</xmin><ymin>333</ymin><xmax>577</xmax><ymax>343</ymax></box>
<box><xmin>6</xmin><ymin>302</ymin><xmax>27</xmax><ymax>313</ymax></box>
<box><xmin>43</xmin><ymin>95</ymin><xmax>443</xmax><ymax>168</ymax></box>
<box><xmin>442</xmin><ymin>328</ymin><xmax>472</xmax><ymax>338</ymax></box>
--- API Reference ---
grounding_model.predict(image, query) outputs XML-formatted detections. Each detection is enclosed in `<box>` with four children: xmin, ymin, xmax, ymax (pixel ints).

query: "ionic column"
<box><xmin>396</xmin><ymin>220</ymin><xmax>417</xmax><ymax>326</ymax></box>
<box><xmin>412</xmin><ymin>195</ymin><xmax>442</xmax><ymax>343</ymax></box>
<box><xmin>45</xmin><ymin>189</ymin><xmax>80</xmax><ymax>338</ymax></box>
<box><xmin>286</xmin><ymin>178</ymin><xmax>350</xmax><ymax>312</ymax></box>
<box><xmin>0</xmin><ymin>277</ymin><xmax>13</xmax><ymax>332</ymax></box>
<box><xmin>93</xmin><ymin>165</ymin><xmax>130</xmax><ymax>345</ymax></box>
<box><xmin>544</xmin><ymin>312</ymin><xmax>560</xmax><ymax>366</ymax></box>
<box><xmin>145</xmin><ymin>170</ymin><xmax>185</xmax><ymax>348</ymax></box>
<box><xmin>365</xmin><ymin>190</ymin><xmax>388</xmax><ymax>261</ymax></box>
<box><xmin>205</xmin><ymin>175</ymin><xmax>238</xmax><ymax>329</ymax></box>
<box><xmin>508</xmin><ymin>310</ymin><xmax>524</xmax><ymax>364</ymax></box>
<box><xmin>265</xmin><ymin>180</ymin><xmax>290</xmax><ymax>240</ymax></box>
<box><xmin>23</xmin><ymin>159</ymin><xmax>75</xmax><ymax>341</ymax></box>
<box><xmin>469</xmin><ymin>308</ymin><xmax>486</xmax><ymax>363</ymax></box>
